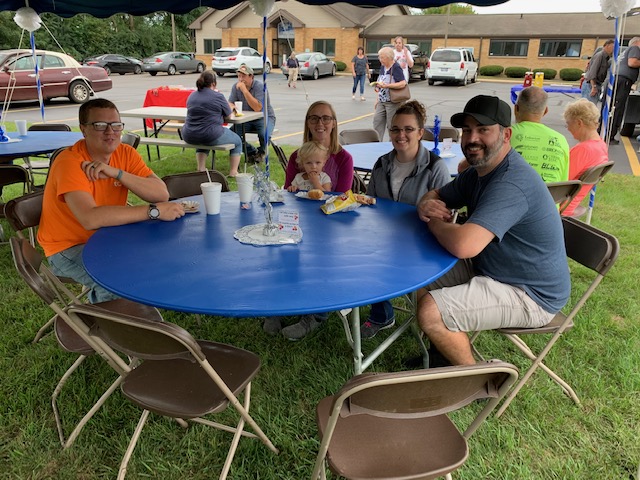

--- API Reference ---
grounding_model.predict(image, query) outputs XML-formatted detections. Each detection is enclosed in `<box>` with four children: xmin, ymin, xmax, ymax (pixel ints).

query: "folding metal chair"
<box><xmin>24</xmin><ymin>124</ymin><xmax>72</xmax><ymax>188</ymax></box>
<box><xmin>567</xmin><ymin>160</ymin><xmax>615</xmax><ymax>219</ymax></box>
<box><xmin>312</xmin><ymin>361</ymin><xmax>518</xmax><ymax>480</ymax></box>
<box><xmin>162</xmin><ymin>170</ymin><xmax>230</xmax><ymax>200</ymax></box>
<box><xmin>64</xmin><ymin>302</ymin><xmax>279</xmax><ymax>480</ymax></box>
<box><xmin>471</xmin><ymin>217</ymin><xmax>619</xmax><ymax>417</ymax></box>
<box><xmin>0</xmin><ymin>164</ymin><xmax>32</xmax><ymax>243</ymax></box>
<box><xmin>339</xmin><ymin>128</ymin><xmax>380</xmax><ymax>145</ymax></box>
<box><xmin>9</xmin><ymin>237</ymin><xmax>162</xmax><ymax>449</ymax></box>
<box><xmin>270</xmin><ymin>139</ymin><xmax>289</xmax><ymax>172</ymax></box>
<box><xmin>546</xmin><ymin>180</ymin><xmax>582</xmax><ymax>213</ymax></box>
<box><xmin>351</xmin><ymin>171</ymin><xmax>368</xmax><ymax>194</ymax></box>
<box><xmin>121</xmin><ymin>132</ymin><xmax>141</xmax><ymax>149</ymax></box>
<box><xmin>423</xmin><ymin>126</ymin><xmax>461</xmax><ymax>142</ymax></box>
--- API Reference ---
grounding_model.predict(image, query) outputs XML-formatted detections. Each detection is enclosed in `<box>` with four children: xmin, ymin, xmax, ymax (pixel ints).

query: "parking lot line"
<box><xmin>622</xmin><ymin>137</ymin><xmax>640</xmax><ymax>176</ymax></box>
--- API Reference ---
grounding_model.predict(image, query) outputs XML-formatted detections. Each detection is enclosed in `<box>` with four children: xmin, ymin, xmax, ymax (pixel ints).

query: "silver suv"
<box><xmin>427</xmin><ymin>48</ymin><xmax>478</xmax><ymax>86</ymax></box>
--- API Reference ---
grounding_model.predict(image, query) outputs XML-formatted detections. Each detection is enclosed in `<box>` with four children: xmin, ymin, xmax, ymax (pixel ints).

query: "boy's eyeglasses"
<box><xmin>84</xmin><ymin>122</ymin><xmax>125</xmax><ymax>132</ymax></box>
<box><xmin>307</xmin><ymin>115</ymin><xmax>334</xmax><ymax>124</ymax></box>
<box><xmin>389</xmin><ymin>126</ymin><xmax>417</xmax><ymax>135</ymax></box>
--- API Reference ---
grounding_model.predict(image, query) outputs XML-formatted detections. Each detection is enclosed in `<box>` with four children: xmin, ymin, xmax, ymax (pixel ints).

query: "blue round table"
<box><xmin>84</xmin><ymin>192</ymin><xmax>457</xmax><ymax>372</ymax></box>
<box><xmin>0</xmin><ymin>131</ymin><xmax>83</xmax><ymax>162</ymax></box>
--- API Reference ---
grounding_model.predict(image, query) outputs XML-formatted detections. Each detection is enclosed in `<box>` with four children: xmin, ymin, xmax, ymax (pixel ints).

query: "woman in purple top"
<box><xmin>284</xmin><ymin>101</ymin><xmax>354</xmax><ymax>193</ymax></box>
<box><xmin>181</xmin><ymin>71</ymin><xmax>243</xmax><ymax>176</ymax></box>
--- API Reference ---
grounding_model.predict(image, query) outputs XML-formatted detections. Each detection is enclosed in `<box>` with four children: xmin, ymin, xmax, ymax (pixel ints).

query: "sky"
<box><xmin>474</xmin><ymin>0</ymin><xmax>638</xmax><ymax>14</ymax></box>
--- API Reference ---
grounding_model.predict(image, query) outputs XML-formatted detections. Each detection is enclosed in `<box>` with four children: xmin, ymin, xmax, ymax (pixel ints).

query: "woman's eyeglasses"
<box><xmin>389</xmin><ymin>126</ymin><xmax>418</xmax><ymax>135</ymax></box>
<box><xmin>84</xmin><ymin>122</ymin><xmax>125</xmax><ymax>132</ymax></box>
<box><xmin>307</xmin><ymin>115</ymin><xmax>334</xmax><ymax>124</ymax></box>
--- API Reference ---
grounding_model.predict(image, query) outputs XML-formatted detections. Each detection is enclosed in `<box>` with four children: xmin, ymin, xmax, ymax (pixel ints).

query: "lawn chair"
<box><xmin>65</xmin><ymin>302</ymin><xmax>279</xmax><ymax>480</ymax></box>
<box><xmin>312</xmin><ymin>361</ymin><xmax>518</xmax><ymax>480</ymax></box>
<box><xmin>471</xmin><ymin>217</ymin><xmax>619</xmax><ymax>417</ymax></box>
<box><xmin>162</xmin><ymin>170</ymin><xmax>229</xmax><ymax>200</ymax></box>
<box><xmin>9</xmin><ymin>237</ymin><xmax>162</xmax><ymax>449</ymax></box>
<box><xmin>339</xmin><ymin>128</ymin><xmax>380</xmax><ymax>145</ymax></box>
<box><xmin>546</xmin><ymin>180</ymin><xmax>582</xmax><ymax>213</ymax></box>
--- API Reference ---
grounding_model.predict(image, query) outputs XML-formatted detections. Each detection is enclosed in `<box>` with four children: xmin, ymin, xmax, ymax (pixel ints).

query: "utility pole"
<box><xmin>444</xmin><ymin>4</ymin><xmax>451</xmax><ymax>47</ymax></box>
<box><xmin>171</xmin><ymin>14</ymin><xmax>177</xmax><ymax>51</ymax></box>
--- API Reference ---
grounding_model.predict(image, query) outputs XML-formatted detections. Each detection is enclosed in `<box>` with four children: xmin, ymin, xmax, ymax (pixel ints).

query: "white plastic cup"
<box><xmin>443</xmin><ymin>137</ymin><xmax>453</xmax><ymax>151</ymax></box>
<box><xmin>15</xmin><ymin>120</ymin><xmax>27</xmax><ymax>137</ymax></box>
<box><xmin>201</xmin><ymin>182</ymin><xmax>222</xmax><ymax>215</ymax></box>
<box><xmin>236</xmin><ymin>173</ymin><xmax>254</xmax><ymax>205</ymax></box>
<box><xmin>234</xmin><ymin>101</ymin><xmax>243</xmax><ymax>115</ymax></box>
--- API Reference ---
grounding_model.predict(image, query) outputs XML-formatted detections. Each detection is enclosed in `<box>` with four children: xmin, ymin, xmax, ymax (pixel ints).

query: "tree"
<box><xmin>421</xmin><ymin>4</ymin><xmax>476</xmax><ymax>15</ymax></box>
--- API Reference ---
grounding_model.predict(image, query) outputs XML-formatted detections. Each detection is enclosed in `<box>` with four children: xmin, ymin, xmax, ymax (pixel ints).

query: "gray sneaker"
<box><xmin>360</xmin><ymin>318</ymin><xmax>395</xmax><ymax>340</ymax></box>
<box><xmin>263</xmin><ymin>316</ymin><xmax>283</xmax><ymax>335</ymax></box>
<box><xmin>281</xmin><ymin>314</ymin><xmax>323</xmax><ymax>341</ymax></box>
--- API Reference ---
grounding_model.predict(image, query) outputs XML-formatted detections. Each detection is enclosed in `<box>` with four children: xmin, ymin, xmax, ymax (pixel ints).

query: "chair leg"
<box><xmin>33</xmin><ymin>316</ymin><xmax>55</xmax><ymax>343</ymax></box>
<box><xmin>64</xmin><ymin>374</ymin><xmax>125</xmax><ymax>449</ymax></box>
<box><xmin>219</xmin><ymin>384</ymin><xmax>251</xmax><ymax>480</ymax></box>
<box><xmin>118</xmin><ymin>409</ymin><xmax>151</xmax><ymax>480</ymax></box>
<box><xmin>53</xmin><ymin>355</ymin><xmax>87</xmax><ymax>446</ymax></box>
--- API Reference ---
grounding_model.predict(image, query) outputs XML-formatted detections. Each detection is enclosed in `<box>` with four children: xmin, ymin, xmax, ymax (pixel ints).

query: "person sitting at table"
<box><xmin>284</xmin><ymin>101</ymin><xmax>354</xmax><ymax>193</ymax></box>
<box><xmin>362</xmin><ymin>99</ymin><xmax>451</xmax><ymax>340</ymax></box>
<box><xmin>287</xmin><ymin>140</ymin><xmax>332</xmax><ymax>193</ymax></box>
<box><xmin>415</xmin><ymin>95</ymin><xmax>570</xmax><ymax>367</ymax></box>
<box><xmin>228</xmin><ymin>64</ymin><xmax>276</xmax><ymax>163</ymax></box>
<box><xmin>562</xmin><ymin>98</ymin><xmax>609</xmax><ymax>217</ymax></box>
<box><xmin>181</xmin><ymin>70</ymin><xmax>243</xmax><ymax>176</ymax></box>
<box><xmin>37</xmin><ymin>98</ymin><xmax>185</xmax><ymax>304</ymax></box>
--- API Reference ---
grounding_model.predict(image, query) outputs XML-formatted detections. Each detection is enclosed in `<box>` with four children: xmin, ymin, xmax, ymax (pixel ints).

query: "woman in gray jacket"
<box><xmin>362</xmin><ymin>100</ymin><xmax>452</xmax><ymax>339</ymax></box>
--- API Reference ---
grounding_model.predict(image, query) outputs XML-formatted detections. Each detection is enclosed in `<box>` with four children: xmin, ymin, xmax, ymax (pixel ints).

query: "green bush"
<box><xmin>533</xmin><ymin>68</ymin><xmax>557</xmax><ymax>80</ymax></box>
<box><xmin>335</xmin><ymin>61</ymin><xmax>347</xmax><ymax>72</ymax></box>
<box><xmin>504</xmin><ymin>67</ymin><xmax>529</xmax><ymax>78</ymax></box>
<box><xmin>479</xmin><ymin>65</ymin><xmax>504</xmax><ymax>76</ymax></box>
<box><xmin>560</xmin><ymin>68</ymin><xmax>584</xmax><ymax>81</ymax></box>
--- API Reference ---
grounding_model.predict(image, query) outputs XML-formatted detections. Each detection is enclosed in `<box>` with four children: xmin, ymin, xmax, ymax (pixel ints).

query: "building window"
<box><xmin>489</xmin><ymin>40</ymin><xmax>529</xmax><ymax>57</ymax></box>
<box><xmin>409</xmin><ymin>40</ymin><xmax>432</xmax><ymax>57</ymax></box>
<box><xmin>313</xmin><ymin>39</ymin><xmax>336</xmax><ymax>57</ymax></box>
<box><xmin>539</xmin><ymin>40</ymin><xmax>582</xmax><ymax>57</ymax></box>
<box><xmin>239</xmin><ymin>38</ymin><xmax>258</xmax><ymax>50</ymax></box>
<box><xmin>366</xmin><ymin>40</ymin><xmax>388</xmax><ymax>54</ymax></box>
<box><xmin>204</xmin><ymin>39</ymin><xmax>222</xmax><ymax>54</ymax></box>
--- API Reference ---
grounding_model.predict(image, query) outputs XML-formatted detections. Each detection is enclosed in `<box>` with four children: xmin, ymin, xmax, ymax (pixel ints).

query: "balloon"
<box><xmin>248</xmin><ymin>0</ymin><xmax>275</xmax><ymax>17</ymax></box>
<box><xmin>13</xmin><ymin>7</ymin><xmax>42</xmax><ymax>32</ymax></box>
<box><xmin>600</xmin><ymin>0</ymin><xmax>636</xmax><ymax>18</ymax></box>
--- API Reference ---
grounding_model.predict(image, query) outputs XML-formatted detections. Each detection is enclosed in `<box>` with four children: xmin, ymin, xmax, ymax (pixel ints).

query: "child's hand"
<box><xmin>287</xmin><ymin>185</ymin><xmax>299</xmax><ymax>192</ymax></box>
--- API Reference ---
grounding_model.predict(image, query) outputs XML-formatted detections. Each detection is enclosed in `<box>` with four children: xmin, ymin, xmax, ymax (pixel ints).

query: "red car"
<box><xmin>0</xmin><ymin>49</ymin><xmax>112</xmax><ymax>104</ymax></box>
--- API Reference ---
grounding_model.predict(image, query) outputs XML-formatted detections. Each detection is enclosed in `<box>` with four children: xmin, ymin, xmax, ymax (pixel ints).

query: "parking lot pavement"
<box><xmin>3</xmin><ymin>72</ymin><xmax>637</xmax><ymax>176</ymax></box>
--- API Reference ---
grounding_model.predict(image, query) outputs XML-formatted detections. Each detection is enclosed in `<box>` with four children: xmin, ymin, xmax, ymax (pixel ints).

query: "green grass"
<box><xmin>1</xmin><ymin>150</ymin><xmax>639</xmax><ymax>479</ymax></box>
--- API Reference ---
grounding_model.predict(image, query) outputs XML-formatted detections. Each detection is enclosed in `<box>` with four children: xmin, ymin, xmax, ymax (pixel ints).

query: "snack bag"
<box><xmin>321</xmin><ymin>190</ymin><xmax>360</xmax><ymax>215</ymax></box>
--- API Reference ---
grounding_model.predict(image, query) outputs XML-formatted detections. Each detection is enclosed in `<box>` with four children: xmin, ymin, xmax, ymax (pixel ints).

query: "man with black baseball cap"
<box><xmin>415</xmin><ymin>94</ymin><xmax>570</xmax><ymax>367</ymax></box>
<box><xmin>228</xmin><ymin>63</ymin><xmax>276</xmax><ymax>162</ymax></box>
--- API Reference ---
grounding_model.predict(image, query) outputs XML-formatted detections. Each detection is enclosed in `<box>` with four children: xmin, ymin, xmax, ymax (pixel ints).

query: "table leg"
<box><xmin>350</xmin><ymin>307</ymin><xmax>363</xmax><ymax>374</ymax></box>
<box><xmin>142</xmin><ymin>119</ymin><xmax>151</xmax><ymax>161</ymax></box>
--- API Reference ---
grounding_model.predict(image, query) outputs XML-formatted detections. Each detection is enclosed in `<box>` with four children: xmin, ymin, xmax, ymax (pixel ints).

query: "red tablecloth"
<box><xmin>142</xmin><ymin>87</ymin><xmax>195</xmax><ymax>128</ymax></box>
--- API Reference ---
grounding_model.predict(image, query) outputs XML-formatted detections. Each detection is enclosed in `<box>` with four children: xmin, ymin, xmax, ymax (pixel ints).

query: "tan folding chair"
<box><xmin>9</xmin><ymin>237</ymin><xmax>162</xmax><ymax>449</ymax></box>
<box><xmin>423</xmin><ymin>125</ymin><xmax>460</xmax><ymax>142</ymax></box>
<box><xmin>162</xmin><ymin>170</ymin><xmax>230</xmax><ymax>200</ymax></box>
<box><xmin>270</xmin><ymin>139</ymin><xmax>289</xmax><ymax>172</ymax></box>
<box><xmin>339</xmin><ymin>128</ymin><xmax>380</xmax><ymax>145</ymax></box>
<box><xmin>471</xmin><ymin>217</ymin><xmax>619</xmax><ymax>417</ymax></box>
<box><xmin>121</xmin><ymin>132</ymin><xmax>141</xmax><ymax>149</ymax></box>
<box><xmin>24</xmin><ymin>124</ymin><xmax>72</xmax><ymax>187</ymax></box>
<box><xmin>64</xmin><ymin>302</ymin><xmax>279</xmax><ymax>480</ymax></box>
<box><xmin>1</xmin><ymin>165</ymin><xmax>32</xmax><ymax>243</ymax></box>
<box><xmin>312</xmin><ymin>361</ymin><xmax>518</xmax><ymax>480</ymax></box>
<box><xmin>569</xmin><ymin>160</ymin><xmax>615</xmax><ymax>218</ymax></box>
<box><xmin>546</xmin><ymin>180</ymin><xmax>582</xmax><ymax>213</ymax></box>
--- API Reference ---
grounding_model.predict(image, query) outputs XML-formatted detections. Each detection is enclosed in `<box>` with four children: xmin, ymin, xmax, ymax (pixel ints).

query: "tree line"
<box><xmin>0</xmin><ymin>8</ymin><xmax>206</xmax><ymax>61</ymax></box>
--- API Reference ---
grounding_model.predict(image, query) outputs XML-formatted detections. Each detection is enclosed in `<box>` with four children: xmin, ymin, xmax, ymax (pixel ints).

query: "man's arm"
<box><xmin>628</xmin><ymin>47</ymin><xmax>640</xmax><ymax>68</ymax></box>
<box><xmin>81</xmin><ymin>161</ymin><xmax>169</xmax><ymax>203</ymax></box>
<box><xmin>236</xmin><ymin>82</ymin><xmax>262</xmax><ymax>112</ymax></box>
<box><xmin>426</xmin><ymin>219</ymin><xmax>495</xmax><ymax>259</ymax></box>
<box><xmin>65</xmin><ymin>190</ymin><xmax>183</xmax><ymax>231</ymax></box>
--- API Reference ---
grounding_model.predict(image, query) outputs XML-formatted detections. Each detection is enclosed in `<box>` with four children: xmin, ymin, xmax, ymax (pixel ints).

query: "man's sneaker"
<box><xmin>263</xmin><ymin>316</ymin><xmax>282</xmax><ymax>335</ymax></box>
<box><xmin>360</xmin><ymin>318</ymin><xmax>395</xmax><ymax>340</ymax></box>
<box><xmin>281</xmin><ymin>314</ymin><xmax>323</xmax><ymax>341</ymax></box>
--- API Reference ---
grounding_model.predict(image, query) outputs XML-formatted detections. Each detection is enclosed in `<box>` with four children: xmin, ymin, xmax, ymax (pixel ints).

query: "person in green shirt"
<box><xmin>510</xmin><ymin>86</ymin><xmax>570</xmax><ymax>182</ymax></box>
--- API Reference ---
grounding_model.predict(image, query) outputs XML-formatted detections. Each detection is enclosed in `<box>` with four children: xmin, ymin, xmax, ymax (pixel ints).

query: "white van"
<box><xmin>427</xmin><ymin>48</ymin><xmax>478</xmax><ymax>86</ymax></box>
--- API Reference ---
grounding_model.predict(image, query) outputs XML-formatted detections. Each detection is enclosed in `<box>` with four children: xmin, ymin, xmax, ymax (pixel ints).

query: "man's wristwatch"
<box><xmin>148</xmin><ymin>204</ymin><xmax>160</xmax><ymax>220</ymax></box>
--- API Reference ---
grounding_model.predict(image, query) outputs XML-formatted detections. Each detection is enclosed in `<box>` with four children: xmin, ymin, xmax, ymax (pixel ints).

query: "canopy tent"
<box><xmin>0</xmin><ymin>0</ymin><xmax>508</xmax><ymax>17</ymax></box>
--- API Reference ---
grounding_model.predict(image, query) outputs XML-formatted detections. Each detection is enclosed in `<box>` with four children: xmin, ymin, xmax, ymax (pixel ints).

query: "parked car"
<box><xmin>367</xmin><ymin>44</ymin><xmax>429</xmax><ymax>81</ymax></box>
<box><xmin>142</xmin><ymin>52</ymin><xmax>205</xmax><ymax>76</ymax></box>
<box><xmin>126</xmin><ymin>57</ymin><xmax>144</xmax><ymax>74</ymax></box>
<box><xmin>211</xmin><ymin>47</ymin><xmax>272</xmax><ymax>76</ymax></box>
<box><xmin>281</xmin><ymin>52</ymin><xmax>336</xmax><ymax>80</ymax></box>
<box><xmin>82</xmin><ymin>54</ymin><xmax>143</xmax><ymax>75</ymax></box>
<box><xmin>427</xmin><ymin>48</ymin><xmax>478</xmax><ymax>86</ymax></box>
<box><xmin>0</xmin><ymin>49</ymin><xmax>112</xmax><ymax>104</ymax></box>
